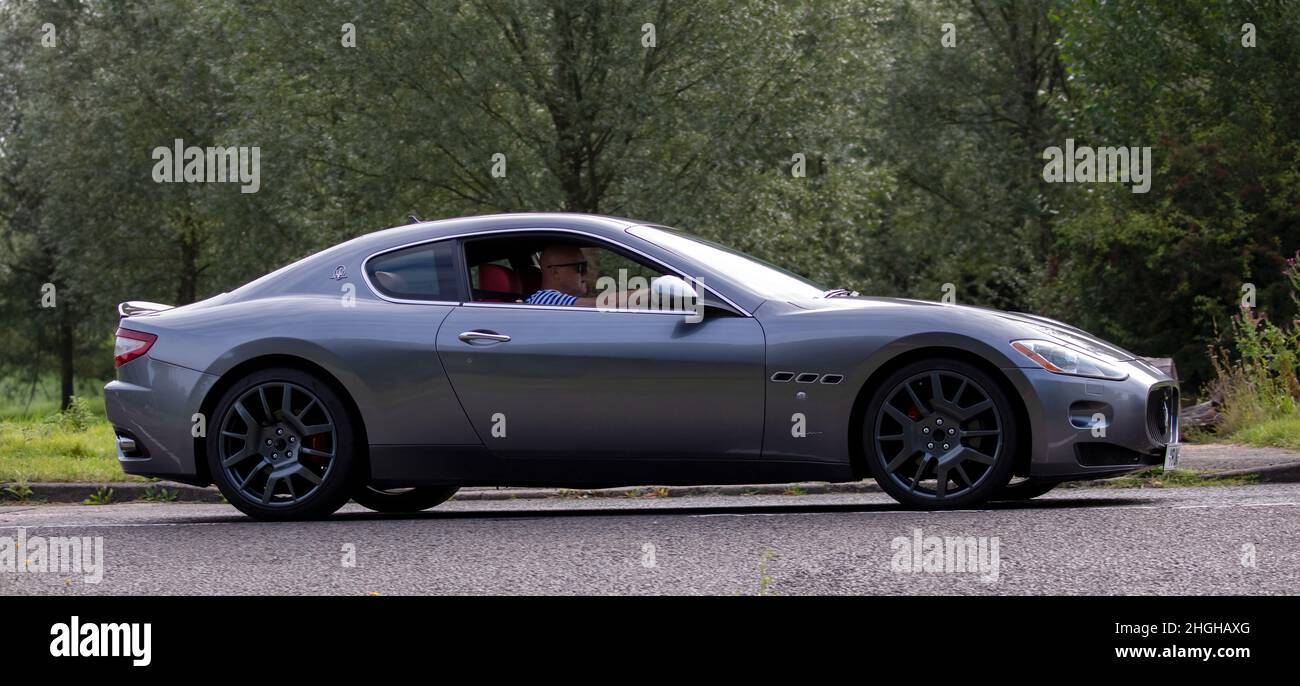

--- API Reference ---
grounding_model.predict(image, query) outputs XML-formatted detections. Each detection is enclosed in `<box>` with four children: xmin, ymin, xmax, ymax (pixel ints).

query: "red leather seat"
<box><xmin>479</xmin><ymin>263</ymin><xmax>515</xmax><ymax>291</ymax></box>
<box><xmin>518</xmin><ymin>265</ymin><xmax>542</xmax><ymax>294</ymax></box>
<box><xmin>477</xmin><ymin>263</ymin><xmax>520</xmax><ymax>301</ymax></box>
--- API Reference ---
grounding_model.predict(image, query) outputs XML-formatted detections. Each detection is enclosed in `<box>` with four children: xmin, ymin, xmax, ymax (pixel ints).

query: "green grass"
<box><xmin>1101</xmin><ymin>467</ymin><xmax>1258</xmax><ymax>489</ymax></box>
<box><xmin>0</xmin><ymin>400</ymin><xmax>142</xmax><ymax>483</ymax></box>
<box><xmin>1224</xmin><ymin>411</ymin><xmax>1300</xmax><ymax>451</ymax></box>
<box><xmin>0</xmin><ymin>395</ymin><xmax>106</xmax><ymax>422</ymax></box>
<box><xmin>0</xmin><ymin>377</ymin><xmax>109</xmax><ymax>421</ymax></box>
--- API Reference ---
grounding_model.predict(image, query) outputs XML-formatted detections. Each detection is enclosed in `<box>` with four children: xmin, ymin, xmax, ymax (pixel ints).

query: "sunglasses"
<box><xmin>545</xmin><ymin>260</ymin><xmax>588</xmax><ymax>275</ymax></box>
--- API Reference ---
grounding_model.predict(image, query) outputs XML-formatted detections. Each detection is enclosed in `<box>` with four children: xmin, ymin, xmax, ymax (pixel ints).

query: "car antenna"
<box><xmin>408</xmin><ymin>213</ymin><xmax>421</xmax><ymax>224</ymax></box>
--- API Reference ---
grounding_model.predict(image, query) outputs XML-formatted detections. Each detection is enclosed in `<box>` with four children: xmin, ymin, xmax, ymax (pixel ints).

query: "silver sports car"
<box><xmin>105</xmin><ymin>213</ymin><xmax>1179</xmax><ymax>520</ymax></box>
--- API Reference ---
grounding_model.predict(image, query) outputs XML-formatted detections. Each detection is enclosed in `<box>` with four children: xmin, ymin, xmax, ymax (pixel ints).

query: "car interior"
<box><xmin>462</xmin><ymin>235</ymin><xmax>665</xmax><ymax>305</ymax></box>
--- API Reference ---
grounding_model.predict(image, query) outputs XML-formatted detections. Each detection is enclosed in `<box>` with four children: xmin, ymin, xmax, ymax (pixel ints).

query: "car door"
<box><xmin>436</xmin><ymin>276</ymin><xmax>766</xmax><ymax>463</ymax></box>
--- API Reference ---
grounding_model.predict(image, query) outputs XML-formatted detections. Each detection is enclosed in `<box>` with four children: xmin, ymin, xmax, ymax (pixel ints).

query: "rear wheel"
<box><xmin>863</xmin><ymin>358</ymin><xmax>1017</xmax><ymax>509</ymax></box>
<box><xmin>206</xmin><ymin>367</ymin><xmax>360</xmax><ymax>521</ymax></box>
<box><xmin>352</xmin><ymin>486</ymin><xmax>458</xmax><ymax>513</ymax></box>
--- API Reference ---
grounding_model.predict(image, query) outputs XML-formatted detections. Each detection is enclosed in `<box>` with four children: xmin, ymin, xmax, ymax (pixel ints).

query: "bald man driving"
<box><xmin>524</xmin><ymin>244</ymin><xmax>600</xmax><ymax>306</ymax></box>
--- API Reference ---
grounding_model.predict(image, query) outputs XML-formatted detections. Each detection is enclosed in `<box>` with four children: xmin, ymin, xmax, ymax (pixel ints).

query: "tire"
<box><xmin>863</xmin><ymin>357</ymin><xmax>1018</xmax><ymax>509</ymax></box>
<box><xmin>994</xmin><ymin>477</ymin><xmax>1058</xmax><ymax>501</ymax></box>
<box><xmin>206</xmin><ymin>367</ymin><xmax>361</xmax><ymax>521</ymax></box>
<box><xmin>352</xmin><ymin>486</ymin><xmax>459</xmax><ymax>513</ymax></box>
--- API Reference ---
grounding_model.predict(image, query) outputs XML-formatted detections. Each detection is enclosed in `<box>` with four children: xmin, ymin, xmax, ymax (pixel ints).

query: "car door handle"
<box><xmin>458</xmin><ymin>330</ymin><xmax>511</xmax><ymax>343</ymax></box>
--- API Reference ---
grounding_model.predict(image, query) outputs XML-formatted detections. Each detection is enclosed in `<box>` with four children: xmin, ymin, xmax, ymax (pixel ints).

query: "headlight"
<box><xmin>1011</xmin><ymin>339</ymin><xmax>1129</xmax><ymax>380</ymax></box>
<box><xmin>1029</xmin><ymin>326</ymin><xmax>1129</xmax><ymax>363</ymax></box>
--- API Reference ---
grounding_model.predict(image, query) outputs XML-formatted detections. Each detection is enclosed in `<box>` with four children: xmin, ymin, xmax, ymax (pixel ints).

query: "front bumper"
<box><xmin>1009</xmin><ymin>360</ymin><xmax>1178</xmax><ymax>480</ymax></box>
<box><xmin>104</xmin><ymin>356</ymin><xmax>219</xmax><ymax>485</ymax></box>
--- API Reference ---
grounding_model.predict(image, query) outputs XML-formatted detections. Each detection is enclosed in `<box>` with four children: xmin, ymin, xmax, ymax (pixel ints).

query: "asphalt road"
<box><xmin>2</xmin><ymin>483</ymin><xmax>1298</xmax><ymax>595</ymax></box>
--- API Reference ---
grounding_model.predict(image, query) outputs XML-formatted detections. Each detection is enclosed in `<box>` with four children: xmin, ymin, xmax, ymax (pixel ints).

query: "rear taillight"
<box><xmin>114</xmin><ymin>328</ymin><xmax>157</xmax><ymax>368</ymax></box>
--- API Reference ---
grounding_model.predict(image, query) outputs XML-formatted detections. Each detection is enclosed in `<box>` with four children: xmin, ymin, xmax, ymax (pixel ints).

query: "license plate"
<box><xmin>1164</xmin><ymin>443</ymin><xmax>1181</xmax><ymax>471</ymax></box>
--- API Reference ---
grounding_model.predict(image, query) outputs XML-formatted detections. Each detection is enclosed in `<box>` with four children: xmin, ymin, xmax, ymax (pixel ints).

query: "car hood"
<box><xmin>785</xmin><ymin>296</ymin><xmax>1139</xmax><ymax>362</ymax></box>
<box><xmin>987</xmin><ymin>310</ymin><xmax>1138</xmax><ymax>362</ymax></box>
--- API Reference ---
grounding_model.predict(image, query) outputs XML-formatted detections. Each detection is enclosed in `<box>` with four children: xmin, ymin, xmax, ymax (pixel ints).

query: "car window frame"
<box><xmin>361</xmin><ymin>238</ymin><xmax>467</xmax><ymax>305</ymax></box>
<box><xmin>361</xmin><ymin>227</ymin><xmax>750</xmax><ymax>316</ymax></box>
<box><xmin>458</xmin><ymin>230</ymin><xmax>744</xmax><ymax>316</ymax></box>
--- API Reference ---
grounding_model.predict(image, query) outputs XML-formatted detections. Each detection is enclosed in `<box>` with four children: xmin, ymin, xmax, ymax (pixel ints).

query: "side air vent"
<box><xmin>772</xmin><ymin>371</ymin><xmax>846</xmax><ymax>384</ymax></box>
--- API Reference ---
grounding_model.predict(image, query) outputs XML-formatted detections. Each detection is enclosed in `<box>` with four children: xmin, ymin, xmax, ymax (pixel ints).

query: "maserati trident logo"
<box><xmin>330</xmin><ymin>265</ymin><xmax>348</xmax><ymax>280</ymax></box>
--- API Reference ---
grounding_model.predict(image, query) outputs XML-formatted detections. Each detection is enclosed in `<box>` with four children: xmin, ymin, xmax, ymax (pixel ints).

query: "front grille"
<box><xmin>1145</xmin><ymin>386</ymin><xmax>1178</xmax><ymax>445</ymax></box>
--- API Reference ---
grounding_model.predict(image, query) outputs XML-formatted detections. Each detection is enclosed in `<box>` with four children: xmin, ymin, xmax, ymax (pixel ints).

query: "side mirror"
<box><xmin>650</xmin><ymin>275</ymin><xmax>701</xmax><ymax>311</ymax></box>
<box><xmin>650</xmin><ymin>275</ymin><xmax>716</xmax><ymax>322</ymax></box>
<box><xmin>650</xmin><ymin>274</ymin><xmax>698</xmax><ymax>298</ymax></box>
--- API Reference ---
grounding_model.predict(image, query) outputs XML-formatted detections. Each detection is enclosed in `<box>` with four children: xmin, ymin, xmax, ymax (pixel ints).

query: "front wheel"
<box><xmin>863</xmin><ymin>358</ymin><xmax>1018</xmax><ymax>509</ymax></box>
<box><xmin>352</xmin><ymin>486</ymin><xmax>459</xmax><ymax>513</ymax></box>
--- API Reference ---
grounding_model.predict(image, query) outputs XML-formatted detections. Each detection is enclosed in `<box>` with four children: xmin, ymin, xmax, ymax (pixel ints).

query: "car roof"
<box><xmin>220</xmin><ymin>213</ymin><xmax>649</xmax><ymax>303</ymax></box>
<box><xmin>352</xmin><ymin>212</ymin><xmax>640</xmax><ymax>254</ymax></box>
<box><xmin>205</xmin><ymin>211</ymin><xmax>769</xmax><ymax>317</ymax></box>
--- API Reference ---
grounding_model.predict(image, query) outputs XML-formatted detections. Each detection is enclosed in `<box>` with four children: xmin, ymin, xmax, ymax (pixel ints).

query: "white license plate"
<box><xmin>1164</xmin><ymin>443</ymin><xmax>1181</xmax><ymax>471</ymax></box>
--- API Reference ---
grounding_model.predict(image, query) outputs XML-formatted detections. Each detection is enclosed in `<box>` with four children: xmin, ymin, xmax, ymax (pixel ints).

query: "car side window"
<box><xmin>462</xmin><ymin>234</ymin><xmax>682</xmax><ymax>309</ymax></box>
<box><xmin>582</xmin><ymin>247</ymin><xmax>663</xmax><ymax>289</ymax></box>
<box><xmin>366</xmin><ymin>241</ymin><xmax>460</xmax><ymax>301</ymax></box>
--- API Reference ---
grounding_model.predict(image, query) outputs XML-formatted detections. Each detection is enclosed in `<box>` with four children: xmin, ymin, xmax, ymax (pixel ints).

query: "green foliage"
<box><xmin>0</xmin><ymin>413</ymin><xmax>138</xmax><ymax>483</ymax></box>
<box><xmin>82</xmin><ymin>486</ymin><xmax>115</xmax><ymax>506</ymax></box>
<box><xmin>1229</xmin><ymin>411</ymin><xmax>1300</xmax><ymax>451</ymax></box>
<box><xmin>44</xmin><ymin>395</ymin><xmax>95</xmax><ymax>432</ymax></box>
<box><xmin>1052</xmin><ymin>1</ymin><xmax>1300</xmax><ymax>388</ymax></box>
<box><xmin>0</xmin><ymin>377</ymin><xmax>106</xmax><ymax>420</ymax></box>
<box><xmin>0</xmin><ymin>0</ymin><xmax>1296</xmax><ymax>404</ymax></box>
<box><xmin>2</xmin><ymin>476</ymin><xmax>34</xmax><ymax>502</ymax></box>
<box><xmin>140</xmin><ymin>485</ymin><xmax>180</xmax><ymax>503</ymax></box>
<box><xmin>856</xmin><ymin>0</ymin><xmax>1068</xmax><ymax>309</ymax></box>
<box><xmin>1102</xmin><ymin>468</ymin><xmax>1257</xmax><ymax>489</ymax></box>
<box><xmin>1211</xmin><ymin>251</ymin><xmax>1300</xmax><ymax>435</ymax></box>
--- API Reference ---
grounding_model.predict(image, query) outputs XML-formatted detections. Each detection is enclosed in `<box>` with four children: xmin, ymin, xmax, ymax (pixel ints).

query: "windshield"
<box><xmin>628</xmin><ymin>225</ymin><xmax>827</xmax><ymax>300</ymax></box>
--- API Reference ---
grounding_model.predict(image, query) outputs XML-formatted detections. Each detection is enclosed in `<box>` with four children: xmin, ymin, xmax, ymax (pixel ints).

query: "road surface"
<box><xmin>2</xmin><ymin>483</ymin><xmax>1297</xmax><ymax>595</ymax></box>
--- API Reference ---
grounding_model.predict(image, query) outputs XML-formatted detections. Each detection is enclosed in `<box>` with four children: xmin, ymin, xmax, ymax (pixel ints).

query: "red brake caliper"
<box><xmin>305</xmin><ymin>435</ymin><xmax>329</xmax><ymax>466</ymax></box>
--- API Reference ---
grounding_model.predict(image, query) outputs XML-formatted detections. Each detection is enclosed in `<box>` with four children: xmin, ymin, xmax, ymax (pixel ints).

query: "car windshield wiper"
<box><xmin>822</xmin><ymin>288</ymin><xmax>858</xmax><ymax>298</ymax></box>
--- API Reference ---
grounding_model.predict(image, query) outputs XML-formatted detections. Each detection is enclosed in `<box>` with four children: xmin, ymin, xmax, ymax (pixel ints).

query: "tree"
<box><xmin>1052</xmin><ymin>0</ymin><xmax>1300</xmax><ymax>386</ymax></box>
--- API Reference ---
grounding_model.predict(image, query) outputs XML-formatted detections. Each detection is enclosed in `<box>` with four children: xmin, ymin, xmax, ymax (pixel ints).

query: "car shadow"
<box><xmin>324</xmin><ymin>494</ymin><xmax>1157</xmax><ymax>521</ymax></box>
<box><xmin>154</xmin><ymin>494</ymin><xmax>1163</xmax><ymax>525</ymax></box>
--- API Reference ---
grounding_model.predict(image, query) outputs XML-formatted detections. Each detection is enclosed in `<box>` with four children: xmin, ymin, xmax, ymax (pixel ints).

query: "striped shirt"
<box><xmin>524</xmin><ymin>288</ymin><xmax>578</xmax><ymax>306</ymax></box>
